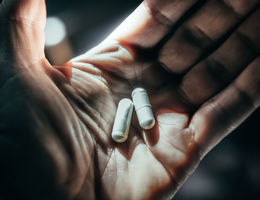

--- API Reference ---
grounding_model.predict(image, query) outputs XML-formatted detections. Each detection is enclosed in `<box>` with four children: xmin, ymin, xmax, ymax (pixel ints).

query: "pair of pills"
<box><xmin>112</xmin><ymin>88</ymin><xmax>155</xmax><ymax>143</ymax></box>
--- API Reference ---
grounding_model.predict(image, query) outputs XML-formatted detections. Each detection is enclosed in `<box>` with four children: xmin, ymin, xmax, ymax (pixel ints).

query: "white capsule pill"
<box><xmin>112</xmin><ymin>98</ymin><xmax>133</xmax><ymax>143</ymax></box>
<box><xmin>132</xmin><ymin>88</ymin><xmax>155</xmax><ymax>130</ymax></box>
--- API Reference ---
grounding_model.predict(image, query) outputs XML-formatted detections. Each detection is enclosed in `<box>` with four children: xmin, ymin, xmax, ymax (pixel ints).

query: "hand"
<box><xmin>0</xmin><ymin>1</ymin><xmax>259</xmax><ymax>200</ymax></box>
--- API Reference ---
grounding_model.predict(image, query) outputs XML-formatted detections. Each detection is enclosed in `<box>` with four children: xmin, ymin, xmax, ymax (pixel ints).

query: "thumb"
<box><xmin>0</xmin><ymin>0</ymin><xmax>47</xmax><ymax>65</ymax></box>
<box><xmin>0</xmin><ymin>0</ymin><xmax>46</xmax><ymax>25</ymax></box>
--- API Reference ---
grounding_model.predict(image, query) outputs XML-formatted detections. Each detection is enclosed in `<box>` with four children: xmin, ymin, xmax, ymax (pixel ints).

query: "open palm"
<box><xmin>0</xmin><ymin>0</ymin><xmax>259</xmax><ymax>200</ymax></box>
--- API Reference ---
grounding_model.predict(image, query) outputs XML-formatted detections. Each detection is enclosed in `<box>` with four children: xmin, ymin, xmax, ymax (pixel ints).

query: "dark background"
<box><xmin>44</xmin><ymin>0</ymin><xmax>260</xmax><ymax>199</ymax></box>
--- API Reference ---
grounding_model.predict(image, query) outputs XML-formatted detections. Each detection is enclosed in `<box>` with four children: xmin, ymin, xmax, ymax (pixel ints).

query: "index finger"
<box><xmin>105</xmin><ymin>0</ymin><xmax>201</xmax><ymax>48</ymax></box>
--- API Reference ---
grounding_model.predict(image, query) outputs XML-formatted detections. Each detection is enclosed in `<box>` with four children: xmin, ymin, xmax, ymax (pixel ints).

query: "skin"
<box><xmin>0</xmin><ymin>0</ymin><xmax>259</xmax><ymax>199</ymax></box>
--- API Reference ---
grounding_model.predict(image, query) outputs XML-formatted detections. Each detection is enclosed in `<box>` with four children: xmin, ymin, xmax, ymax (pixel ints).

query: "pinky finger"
<box><xmin>190</xmin><ymin>57</ymin><xmax>260</xmax><ymax>158</ymax></box>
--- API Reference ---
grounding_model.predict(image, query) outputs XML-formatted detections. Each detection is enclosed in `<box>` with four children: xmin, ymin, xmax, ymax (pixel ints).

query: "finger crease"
<box><xmin>144</xmin><ymin>0</ymin><xmax>173</xmax><ymax>27</ymax></box>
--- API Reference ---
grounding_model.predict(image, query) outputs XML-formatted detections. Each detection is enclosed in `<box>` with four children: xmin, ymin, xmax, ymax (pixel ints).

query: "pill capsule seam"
<box><xmin>135</xmin><ymin>104</ymin><xmax>151</xmax><ymax>110</ymax></box>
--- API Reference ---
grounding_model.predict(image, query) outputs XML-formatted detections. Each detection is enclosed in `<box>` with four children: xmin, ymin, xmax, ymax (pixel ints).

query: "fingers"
<box><xmin>105</xmin><ymin>0</ymin><xmax>200</xmax><ymax>48</ymax></box>
<box><xmin>190</xmin><ymin>57</ymin><xmax>260</xmax><ymax>158</ymax></box>
<box><xmin>177</xmin><ymin>7</ymin><xmax>260</xmax><ymax>106</ymax></box>
<box><xmin>159</xmin><ymin>0</ymin><xmax>259</xmax><ymax>73</ymax></box>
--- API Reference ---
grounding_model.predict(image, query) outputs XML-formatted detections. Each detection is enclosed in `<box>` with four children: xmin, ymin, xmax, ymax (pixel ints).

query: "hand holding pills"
<box><xmin>112</xmin><ymin>88</ymin><xmax>155</xmax><ymax>143</ymax></box>
<box><xmin>1</xmin><ymin>0</ymin><xmax>259</xmax><ymax>199</ymax></box>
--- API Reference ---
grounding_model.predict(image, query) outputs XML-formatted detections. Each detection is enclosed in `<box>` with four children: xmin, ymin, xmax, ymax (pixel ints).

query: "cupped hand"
<box><xmin>0</xmin><ymin>0</ymin><xmax>259</xmax><ymax>200</ymax></box>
